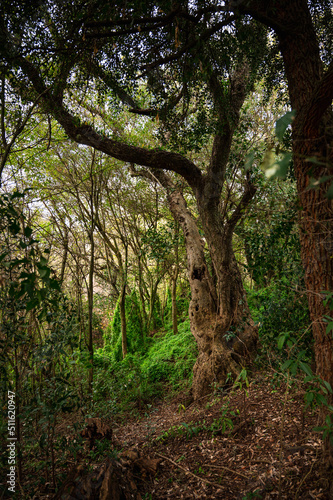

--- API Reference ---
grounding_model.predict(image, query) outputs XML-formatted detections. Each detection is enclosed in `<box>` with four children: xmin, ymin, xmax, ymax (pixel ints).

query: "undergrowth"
<box><xmin>92</xmin><ymin>318</ymin><xmax>197</xmax><ymax>415</ymax></box>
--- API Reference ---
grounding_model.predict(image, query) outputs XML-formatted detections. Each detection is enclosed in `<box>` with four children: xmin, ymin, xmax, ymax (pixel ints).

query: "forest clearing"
<box><xmin>0</xmin><ymin>0</ymin><xmax>332</xmax><ymax>498</ymax></box>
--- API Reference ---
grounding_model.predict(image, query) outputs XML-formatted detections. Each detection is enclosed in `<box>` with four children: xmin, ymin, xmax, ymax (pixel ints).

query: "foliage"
<box><xmin>107</xmin><ymin>290</ymin><xmax>146</xmax><ymax>361</ymax></box>
<box><xmin>155</xmin><ymin>402</ymin><xmax>236</xmax><ymax>443</ymax></box>
<box><xmin>92</xmin><ymin>318</ymin><xmax>197</xmax><ymax>414</ymax></box>
<box><xmin>0</xmin><ymin>190</ymin><xmax>85</xmax><ymax>491</ymax></box>
<box><xmin>141</xmin><ymin>319</ymin><xmax>197</xmax><ymax>386</ymax></box>
<box><xmin>247</xmin><ymin>278</ymin><xmax>312</xmax><ymax>365</ymax></box>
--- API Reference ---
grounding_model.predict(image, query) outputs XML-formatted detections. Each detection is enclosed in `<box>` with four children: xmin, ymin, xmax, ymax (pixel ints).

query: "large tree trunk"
<box><xmin>239</xmin><ymin>0</ymin><xmax>333</xmax><ymax>398</ymax></box>
<box><xmin>255</xmin><ymin>0</ymin><xmax>333</xmax><ymax>423</ymax></box>
<box><xmin>276</xmin><ymin>1</ymin><xmax>333</xmax><ymax>393</ymax></box>
<box><xmin>167</xmin><ymin>187</ymin><xmax>257</xmax><ymax>400</ymax></box>
<box><xmin>238</xmin><ymin>0</ymin><xmax>333</xmax><ymax>464</ymax></box>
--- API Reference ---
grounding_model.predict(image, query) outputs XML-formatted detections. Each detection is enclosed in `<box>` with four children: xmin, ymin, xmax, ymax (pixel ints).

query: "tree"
<box><xmin>9</xmin><ymin>1</ymin><xmax>321</xmax><ymax>399</ymax></box>
<box><xmin>232</xmin><ymin>0</ymin><xmax>333</xmax><ymax>431</ymax></box>
<box><xmin>0</xmin><ymin>1</ymin><xmax>268</xmax><ymax>398</ymax></box>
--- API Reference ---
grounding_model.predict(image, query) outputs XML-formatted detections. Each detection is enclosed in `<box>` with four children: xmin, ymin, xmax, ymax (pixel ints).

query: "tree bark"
<box><xmin>237</xmin><ymin>0</ymin><xmax>333</xmax><ymax>390</ymax></box>
<box><xmin>171</xmin><ymin>223</ymin><xmax>180</xmax><ymax>335</ymax></box>
<box><xmin>276</xmin><ymin>0</ymin><xmax>333</xmax><ymax>393</ymax></box>
<box><xmin>235</xmin><ymin>0</ymin><xmax>333</xmax><ymax>463</ymax></box>
<box><xmin>165</xmin><ymin>183</ymin><xmax>257</xmax><ymax>400</ymax></box>
<box><xmin>171</xmin><ymin>269</ymin><xmax>178</xmax><ymax>335</ymax></box>
<box><xmin>8</xmin><ymin>16</ymin><xmax>259</xmax><ymax>401</ymax></box>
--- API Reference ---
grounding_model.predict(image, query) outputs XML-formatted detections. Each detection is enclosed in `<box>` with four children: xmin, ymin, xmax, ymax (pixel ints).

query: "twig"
<box><xmin>185</xmin><ymin>392</ymin><xmax>213</xmax><ymax>410</ymax></box>
<box><xmin>294</xmin><ymin>447</ymin><xmax>319</xmax><ymax>499</ymax></box>
<box><xmin>278</xmin><ymin>370</ymin><xmax>290</xmax><ymax>499</ymax></box>
<box><xmin>203</xmin><ymin>464</ymin><xmax>249</xmax><ymax>479</ymax></box>
<box><xmin>155</xmin><ymin>452</ymin><xmax>225</xmax><ymax>489</ymax></box>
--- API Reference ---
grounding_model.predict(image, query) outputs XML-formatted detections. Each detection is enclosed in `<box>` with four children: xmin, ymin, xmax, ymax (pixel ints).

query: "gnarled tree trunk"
<box><xmin>10</xmin><ymin>15</ymin><xmax>259</xmax><ymax>401</ymax></box>
<box><xmin>165</xmin><ymin>182</ymin><xmax>257</xmax><ymax>400</ymax></box>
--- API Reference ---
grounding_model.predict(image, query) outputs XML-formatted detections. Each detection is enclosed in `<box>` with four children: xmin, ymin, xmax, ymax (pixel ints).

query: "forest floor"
<box><xmin>109</xmin><ymin>371</ymin><xmax>333</xmax><ymax>500</ymax></box>
<box><xmin>30</xmin><ymin>370</ymin><xmax>333</xmax><ymax>500</ymax></box>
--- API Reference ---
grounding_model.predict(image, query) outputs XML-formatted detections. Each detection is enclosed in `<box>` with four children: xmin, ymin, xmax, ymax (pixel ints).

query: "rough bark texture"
<box><xmin>238</xmin><ymin>0</ymin><xmax>333</xmax><ymax>391</ymax></box>
<box><xmin>277</xmin><ymin>0</ymin><xmax>333</xmax><ymax>393</ymax></box>
<box><xmin>167</xmin><ymin>187</ymin><xmax>257</xmax><ymax>400</ymax></box>
<box><xmin>235</xmin><ymin>0</ymin><xmax>333</xmax><ymax>463</ymax></box>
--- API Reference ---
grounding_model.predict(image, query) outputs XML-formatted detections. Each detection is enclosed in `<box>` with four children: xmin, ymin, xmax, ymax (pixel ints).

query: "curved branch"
<box><xmin>13</xmin><ymin>52</ymin><xmax>203</xmax><ymax>190</ymax></box>
<box><xmin>140</xmin><ymin>16</ymin><xmax>236</xmax><ymax>74</ymax></box>
<box><xmin>225</xmin><ymin>181</ymin><xmax>257</xmax><ymax>239</ymax></box>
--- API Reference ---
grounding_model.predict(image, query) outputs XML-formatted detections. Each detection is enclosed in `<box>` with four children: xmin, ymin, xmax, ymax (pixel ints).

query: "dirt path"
<box><xmin>112</xmin><ymin>374</ymin><xmax>332</xmax><ymax>499</ymax></box>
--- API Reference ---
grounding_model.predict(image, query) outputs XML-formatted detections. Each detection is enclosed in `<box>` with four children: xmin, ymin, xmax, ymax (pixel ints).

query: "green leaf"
<box><xmin>265</xmin><ymin>152</ymin><xmax>292</xmax><ymax>179</ymax></box>
<box><xmin>277</xmin><ymin>335</ymin><xmax>286</xmax><ymax>350</ymax></box>
<box><xmin>38</xmin><ymin>267</ymin><xmax>49</xmax><ymax>278</ymax></box>
<box><xmin>316</xmin><ymin>393</ymin><xmax>328</xmax><ymax>406</ymax></box>
<box><xmin>299</xmin><ymin>361</ymin><xmax>312</xmax><ymax>377</ymax></box>
<box><xmin>305</xmin><ymin>157</ymin><xmax>328</xmax><ymax>167</ymax></box>
<box><xmin>326</xmin><ymin>321</ymin><xmax>333</xmax><ymax>334</ymax></box>
<box><xmin>39</xmin><ymin>256</ymin><xmax>48</xmax><ymax>266</ymax></box>
<box><xmin>275</xmin><ymin>110</ymin><xmax>295</xmax><ymax>142</ymax></box>
<box><xmin>327</xmin><ymin>182</ymin><xmax>333</xmax><ymax>199</ymax></box>
<box><xmin>323</xmin><ymin>381</ymin><xmax>332</xmax><ymax>394</ymax></box>
<box><xmin>244</xmin><ymin>151</ymin><xmax>256</xmax><ymax>171</ymax></box>
<box><xmin>24</xmin><ymin>227</ymin><xmax>33</xmax><ymax>237</ymax></box>
<box><xmin>26</xmin><ymin>299</ymin><xmax>39</xmax><ymax>312</ymax></box>
<box><xmin>281</xmin><ymin>359</ymin><xmax>293</xmax><ymax>371</ymax></box>
<box><xmin>305</xmin><ymin>392</ymin><xmax>314</xmax><ymax>404</ymax></box>
<box><xmin>9</xmin><ymin>222</ymin><xmax>20</xmax><ymax>235</ymax></box>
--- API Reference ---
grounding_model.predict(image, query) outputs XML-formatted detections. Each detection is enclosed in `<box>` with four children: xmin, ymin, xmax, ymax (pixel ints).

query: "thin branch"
<box><xmin>226</xmin><ymin>180</ymin><xmax>257</xmax><ymax>238</ymax></box>
<box><xmin>155</xmin><ymin>452</ymin><xmax>228</xmax><ymax>490</ymax></box>
<box><xmin>139</xmin><ymin>17</ymin><xmax>236</xmax><ymax>74</ymax></box>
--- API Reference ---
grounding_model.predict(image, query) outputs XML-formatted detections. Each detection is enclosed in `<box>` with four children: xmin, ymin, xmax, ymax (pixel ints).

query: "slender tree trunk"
<box><xmin>147</xmin><ymin>279</ymin><xmax>160</xmax><ymax>331</ymax></box>
<box><xmin>171</xmin><ymin>223</ymin><xmax>179</xmax><ymax>334</ymax></box>
<box><xmin>119</xmin><ymin>281</ymin><xmax>127</xmax><ymax>358</ymax></box>
<box><xmin>137</xmin><ymin>253</ymin><xmax>148</xmax><ymax>327</ymax></box>
<box><xmin>60</xmin><ymin>228</ymin><xmax>68</xmax><ymax>282</ymax></box>
<box><xmin>14</xmin><ymin>347</ymin><xmax>22</xmax><ymax>485</ymax></box>
<box><xmin>87</xmin><ymin>186</ymin><xmax>95</xmax><ymax>394</ymax></box>
<box><xmin>171</xmin><ymin>270</ymin><xmax>178</xmax><ymax>335</ymax></box>
<box><xmin>120</xmin><ymin>245</ymin><xmax>128</xmax><ymax>359</ymax></box>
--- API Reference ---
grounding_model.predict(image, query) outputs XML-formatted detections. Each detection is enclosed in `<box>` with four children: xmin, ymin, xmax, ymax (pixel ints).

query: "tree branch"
<box><xmin>226</xmin><ymin>181</ymin><xmax>257</xmax><ymax>239</ymax></box>
<box><xmin>15</xmin><ymin>56</ymin><xmax>203</xmax><ymax>190</ymax></box>
<box><xmin>139</xmin><ymin>16</ymin><xmax>236</xmax><ymax>74</ymax></box>
<box><xmin>201</xmin><ymin>61</ymin><xmax>250</xmax><ymax>211</ymax></box>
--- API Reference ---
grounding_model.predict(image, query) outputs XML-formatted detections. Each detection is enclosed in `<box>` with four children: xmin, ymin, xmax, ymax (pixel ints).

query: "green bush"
<box><xmin>105</xmin><ymin>290</ymin><xmax>146</xmax><ymax>361</ymax></box>
<box><xmin>92</xmin><ymin>319</ymin><xmax>197</xmax><ymax>411</ymax></box>
<box><xmin>247</xmin><ymin>277</ymin><xmax>312</xmax><ymax>364</ymax></box>
<box><xmin>141</xmin><ymin>319</ymin><xmax>197</xmax><ymax>387</ymax></box>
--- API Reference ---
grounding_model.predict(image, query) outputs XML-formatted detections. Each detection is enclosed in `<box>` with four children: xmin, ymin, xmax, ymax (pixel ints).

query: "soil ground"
<box><xmin>15</xmin><ymin>371</ymin><xmax>333</xmax><ymax>499</ymax></box>
<box><xmin>110</xmin><ymin>372</ymin><xmax>332</xmax><ymax>499</ymax></box>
